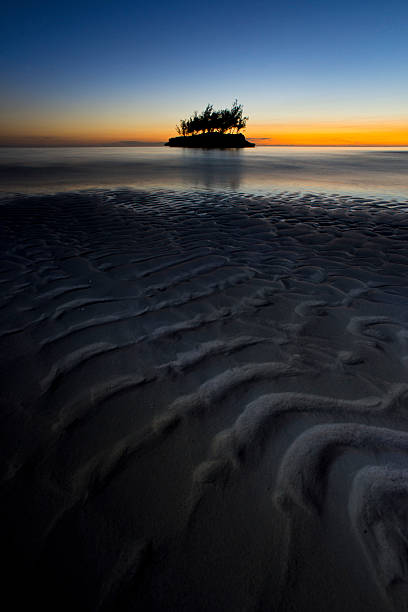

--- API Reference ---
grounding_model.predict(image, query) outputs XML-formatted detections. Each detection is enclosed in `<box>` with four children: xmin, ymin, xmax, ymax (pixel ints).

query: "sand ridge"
<box><xmin>1</xmin><ymin>188</ymin><xmax>408</xmax><ymax>611</ymax></box>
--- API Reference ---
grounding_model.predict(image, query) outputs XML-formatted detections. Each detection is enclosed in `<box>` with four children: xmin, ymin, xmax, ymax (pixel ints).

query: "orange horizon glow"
<box><xmin>247</xmin><ymin>119</ymin><xmax>408</xmax><ymax>147</ymax></box>
<box><xmin>1</xmin><ymin>118</ymin><xmax>407</xmax><ymax>147</ymax></box>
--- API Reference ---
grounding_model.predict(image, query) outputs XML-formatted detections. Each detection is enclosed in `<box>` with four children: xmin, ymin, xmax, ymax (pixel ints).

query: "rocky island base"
<box><xmin>165</xmin><ymin>133</ymin><xmax>255</xmax><ymax>148</ymax></box>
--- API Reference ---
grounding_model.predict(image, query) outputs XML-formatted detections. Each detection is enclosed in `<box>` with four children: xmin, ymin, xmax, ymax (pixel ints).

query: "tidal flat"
<box><xmin>1</xmin><ymin>147</ymin><xmax>408</xmax><ymax>611</ymax></box>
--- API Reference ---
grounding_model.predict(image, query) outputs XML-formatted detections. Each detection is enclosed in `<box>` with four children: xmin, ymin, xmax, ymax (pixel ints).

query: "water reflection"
<box><xmin>180</xmin><ymin>148</ymin><xmax>243</xmax><ymax>191</ymax></box>
<box><xmin>0</xmin><ymin>146</ymin><xmax>407</xmax><ymax>199</ymax></box>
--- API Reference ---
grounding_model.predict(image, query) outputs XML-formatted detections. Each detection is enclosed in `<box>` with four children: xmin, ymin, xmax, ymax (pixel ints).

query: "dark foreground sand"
<box><xmin>1</xmin><ymin>188</ymin><xmax>408</xmax><ymax>611</ymax></box>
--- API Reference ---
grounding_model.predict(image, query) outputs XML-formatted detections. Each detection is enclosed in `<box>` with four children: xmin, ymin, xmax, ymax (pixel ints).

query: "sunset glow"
<box><xmin>1</xmin><ymin>116</ymin><xmax>407</xmax><ymax>147</ymax></box>
<box><xmin>248</xmin><ymin>119</ymin><xmax>408</xmax><ymax>147</ymax></box>
<box><xmin>1</xmin><ymin>0</ymin><xmax>408</xmax><ymax>146</ymax></box>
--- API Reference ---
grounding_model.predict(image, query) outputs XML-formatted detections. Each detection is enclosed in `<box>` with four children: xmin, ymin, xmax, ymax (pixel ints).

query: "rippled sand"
<box><xmin>1</xmin><ymin>189</ymin><xmax>408</xmax><ymax>611</ymax></box>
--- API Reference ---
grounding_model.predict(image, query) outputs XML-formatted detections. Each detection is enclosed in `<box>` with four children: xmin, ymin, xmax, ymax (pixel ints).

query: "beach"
<box><xmin>1</xmin><ymin>149</ymin><xmax>408</xmax><ymax>611</ymax></box>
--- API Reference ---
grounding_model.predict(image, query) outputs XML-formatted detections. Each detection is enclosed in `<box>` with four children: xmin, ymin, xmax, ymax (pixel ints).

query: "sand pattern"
<box><xmin>1</xmin><ymin>188</ymin><xmax>408</xmax><ymax>611</ymax></box>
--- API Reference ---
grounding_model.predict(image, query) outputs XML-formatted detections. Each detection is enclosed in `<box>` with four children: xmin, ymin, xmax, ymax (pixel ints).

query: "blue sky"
<box><xmin>1</xmin><ymin>0</ymin><xmax>408</xmax><ymax>144</ymax></box>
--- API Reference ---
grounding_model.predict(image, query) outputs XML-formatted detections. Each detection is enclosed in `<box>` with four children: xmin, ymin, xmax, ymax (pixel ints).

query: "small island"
<box><xmin>165</xmin><ymin>100</ymin><xmax>255</xmax><ymax>148</ymax></box>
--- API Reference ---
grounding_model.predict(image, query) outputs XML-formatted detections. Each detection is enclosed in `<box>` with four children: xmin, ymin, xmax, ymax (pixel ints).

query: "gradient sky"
<box><xmin>1</xmin><ymin>0</ymin><xmax>408</xmax><ymax>145</ymax></box>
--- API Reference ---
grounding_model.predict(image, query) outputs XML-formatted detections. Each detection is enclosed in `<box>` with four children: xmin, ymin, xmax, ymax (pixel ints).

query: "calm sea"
<box><xmin>1</xmin><ymin>146</ymin><xmax>408</xmax><ymax>200</ymax></box>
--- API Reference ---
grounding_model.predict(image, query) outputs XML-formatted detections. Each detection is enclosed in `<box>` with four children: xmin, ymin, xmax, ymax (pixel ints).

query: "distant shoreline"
<box><xmin>1</xmin><ymin>143</ymin><xmax>408</xmax><ymax>148</ymax></box>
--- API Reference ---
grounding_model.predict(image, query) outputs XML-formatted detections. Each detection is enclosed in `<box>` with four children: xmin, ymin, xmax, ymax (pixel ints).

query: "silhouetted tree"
<box><xmin>200</xmin><ymin>104</ymin><xmax>213</xmax><ymax>132</ymax></box>
<box><xmin>176</xmin><ymin>101</ymin><xmax>249</xmax><ymax>136</ymax></box>
<box><xmin>230</xmin><ymin>99</ymin><xmax>248</xmax><ymax>133</ymax></box>
<box><xmin>176</xmin><ymin>119</ymin><xmax>188</xmax><ymax>136</ymax></box>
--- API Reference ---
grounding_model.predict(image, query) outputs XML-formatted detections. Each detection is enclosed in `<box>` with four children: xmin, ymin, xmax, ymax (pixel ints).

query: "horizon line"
<box><xmin>1</xmin><ymin>143</ymin><xmax>408</xmax><ymax>148</ymax></box>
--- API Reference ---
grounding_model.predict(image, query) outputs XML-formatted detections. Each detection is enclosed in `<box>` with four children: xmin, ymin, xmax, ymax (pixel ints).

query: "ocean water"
<box><xmin>0</xmin><ymin>146</ymin><xmax>408</xmax><ymax>200</ymax></box>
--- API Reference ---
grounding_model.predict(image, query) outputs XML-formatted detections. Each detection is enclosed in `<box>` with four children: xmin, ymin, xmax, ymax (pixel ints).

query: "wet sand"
<box><xmin>1</xmin><ymin>188</ymin><xmax>408</xmax><ymax>611</ymax></box>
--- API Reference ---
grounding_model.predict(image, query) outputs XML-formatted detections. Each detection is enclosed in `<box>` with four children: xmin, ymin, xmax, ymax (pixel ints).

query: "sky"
<box><xmin>1</xmin><ymin>0</ymin><xmax>407</xmax><ymax>146</ymax></box>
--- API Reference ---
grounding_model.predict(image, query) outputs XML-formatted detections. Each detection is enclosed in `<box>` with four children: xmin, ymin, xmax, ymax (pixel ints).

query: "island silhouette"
<box><xmin>165</xmin><ymin>100</ymin><xmax>255</xmax><ymax>148</ymax></box>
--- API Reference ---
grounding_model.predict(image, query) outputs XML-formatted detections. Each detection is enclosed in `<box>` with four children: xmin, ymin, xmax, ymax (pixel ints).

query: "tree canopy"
<box><xmin>176</xmin><ymin>100</ymin><xmax>249</xmax><ymax>136</ymax></box>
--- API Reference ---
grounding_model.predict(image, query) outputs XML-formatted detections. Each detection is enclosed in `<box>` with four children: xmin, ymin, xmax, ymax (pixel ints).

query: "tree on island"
<box><xmin>176</xmin><ymin>100</ymin><xmax>249</xmax><ymax>136</ymax></box>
